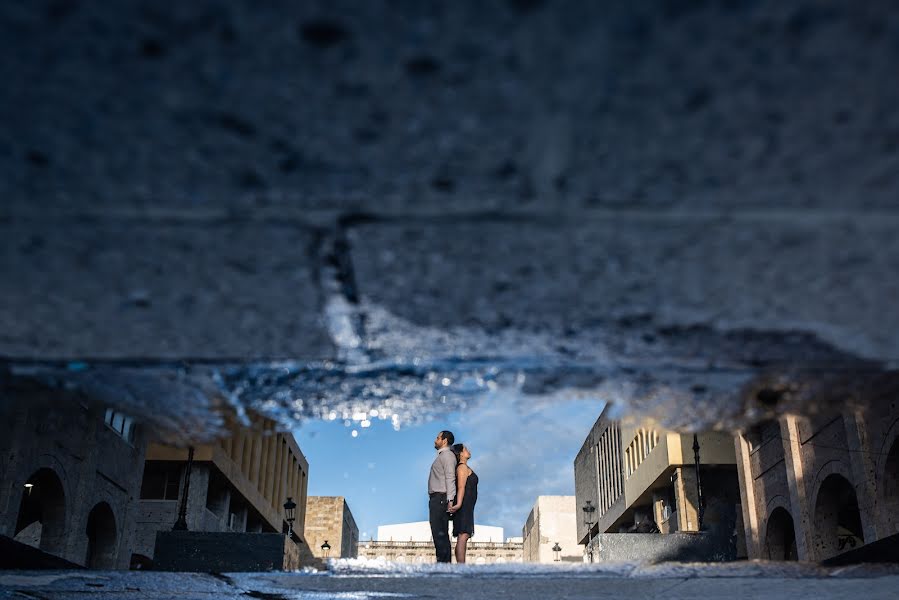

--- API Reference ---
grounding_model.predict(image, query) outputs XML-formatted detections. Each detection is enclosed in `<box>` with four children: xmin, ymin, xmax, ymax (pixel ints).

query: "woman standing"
<box><xmin>448</xmin><ymin>443</ymin><xmax>478</xmax><ymax>563</ymax></box>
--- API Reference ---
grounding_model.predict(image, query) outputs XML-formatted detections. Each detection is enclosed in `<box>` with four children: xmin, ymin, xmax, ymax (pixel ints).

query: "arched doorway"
<box><xmin>14</xmin><ymin>468</ymin><xmax>67</xmax><ymax>557</ymax></box>
<box><xmin>882</xmin><ymin>437</ymin><xmax>899</xmax><ymax>534</ymax></box>
<box><xmin>763</xmin><ymin>507</ymin><xmax>798</xmax><ymax>560</ymax></box>
<box><xmin>813</xmin><ymin>473</ymin><xmax>864</xmax><ymax>559</ymax></box>
<box><xmin>85</xmin><ymin>502</ymin><xmax>117</xmax><ymax>569</ymax></box>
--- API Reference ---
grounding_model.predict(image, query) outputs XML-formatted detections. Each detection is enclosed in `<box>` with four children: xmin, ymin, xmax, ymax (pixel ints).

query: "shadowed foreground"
<box><xmin>2</xmin><ymin>562</ymin><xmax>899</xmax><ymax>600</ymax></box>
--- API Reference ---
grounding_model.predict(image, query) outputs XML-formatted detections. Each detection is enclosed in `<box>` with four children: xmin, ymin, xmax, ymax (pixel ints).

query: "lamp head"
<box><xmin>283</xmin><ymin>497</ymin><xmax>297</xmax><ymax>522</ymax></box>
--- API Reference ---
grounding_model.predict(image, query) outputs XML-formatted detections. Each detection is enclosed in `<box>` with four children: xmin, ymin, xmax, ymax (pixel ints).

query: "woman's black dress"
<box><xmin>452</xmin><ymin>469</ymin><xmax>478</xmax><ymax>537</ymax></box>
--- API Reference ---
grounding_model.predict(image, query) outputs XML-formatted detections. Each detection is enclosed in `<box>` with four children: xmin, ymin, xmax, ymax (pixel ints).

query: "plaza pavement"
<box><xmin>2</xmin><ymin>561</ymin><xmax>898</xmax><ymax>599</ymax></box>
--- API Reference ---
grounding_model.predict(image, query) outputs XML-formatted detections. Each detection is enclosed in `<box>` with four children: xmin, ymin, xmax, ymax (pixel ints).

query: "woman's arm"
<box><xmin>450</xmin><ymin>465</ymin><xmax>469</xmax><ymax>511</ymax></box>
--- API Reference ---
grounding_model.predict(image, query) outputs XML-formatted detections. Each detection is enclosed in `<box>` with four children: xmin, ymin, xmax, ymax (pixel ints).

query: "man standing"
<box><xmin>428</xmin><ymin>430</ymin><xmax>456</xmax><ymax>563</ymax></box>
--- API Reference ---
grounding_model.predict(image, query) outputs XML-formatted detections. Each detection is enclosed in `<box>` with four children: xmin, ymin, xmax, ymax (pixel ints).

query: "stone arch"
<box><xmin>812</xmin><ymin>471</ymin><xmax>864</xmax><ymax>559</ymax></box>
<box><xmin>763</xmin><ymin>494</ymin><xmax>792</xmax><ymax>518</ymax></box>
<box><xmin>763</xmin><ymin>506</ymin><xmax>798</xmax><ymax>561</ymax></box>
<box><xmin>84</xmin><ymin>502</ymin><xmax>118</xmax><ymax>569</ymax></box>
<box><xmin>14</xmin><ymin>467</ymin><xmax>67</xmax><ymax>556</ymax></box>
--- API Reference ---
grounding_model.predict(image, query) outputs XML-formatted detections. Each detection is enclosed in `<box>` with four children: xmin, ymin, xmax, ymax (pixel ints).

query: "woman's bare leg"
<box><xmin>455</xmin><ymin>533</ymin><xmax>470</xmax><ymax>563</ymax></box>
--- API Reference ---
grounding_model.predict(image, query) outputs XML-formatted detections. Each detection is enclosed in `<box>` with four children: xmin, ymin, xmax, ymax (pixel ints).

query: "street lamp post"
<box><xmin>582</xmin><ymin>500</ymin><xmax>597</xmax><ymax>563</ymax></box>
<box><xmin>283</xmin><ymin>497</ymin><xmax>297</xmax><ymax>538</ymax></box>
<box><xmin>321</xmin><ymin>540</ymin><xmax>331</xmax><ymax>558</ymax></box>
<box><xmin>692</xmin><ymin>434</ymin><xmax>705</xmax><ymax>531</ymax></box>
<box><xmin>552</xmin><ymin>542</ymin><xmax>562</xmax><ymax>562</ymax></box>
<box><xmin>173</xmin><ymin>446</ymin><xmax>195</xmax><ymax>531</ymax></box>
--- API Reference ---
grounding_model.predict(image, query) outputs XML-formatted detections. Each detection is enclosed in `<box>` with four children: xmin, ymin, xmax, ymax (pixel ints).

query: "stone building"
<box><xmin>305</xmin><ymin>496</ymin><xmax>358</xmax><ymax>559</ymax></box>
<box><xmin>132</xmin><ymin>412</ymin><xmax>312</xmax><ymax>565</ymax></box>
<box><xmin>736</xmin><ymin>390</ymin><xmax>899</xmax><ymax>562</ymax></box>
<box><xmin>522</xmin><ymin>496</ymin><xmax>582</xmax><ymax>563</ymax></box>
<box><xmin>357</xmin><ymin>521</ymin><xmax>522</xmax><ymax>564</ymax></box>
<box><xmin>357</xmin><ymin>539</ymin><xmax>522</xmax><ymax>565</ymax></box>
<box><xmin>574</xmin><ymin>405</ymin><xmax>740</xmax><ymax>559</ymax></box>
<box><xmin>376</xmin><ymin>520</ymin><xmax>505</xmax><ymax>543</ymax></box>
<box><xmin>0</xmin><ymin>376</ymin><xmax>148</xmax><ymax>569</ymax></box>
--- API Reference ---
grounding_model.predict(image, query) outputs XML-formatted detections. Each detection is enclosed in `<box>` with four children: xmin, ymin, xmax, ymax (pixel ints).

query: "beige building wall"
<box><xmin>305</xmin><ymin>496</ymin><xmax>358</xmax><ymax>559</ymax></box>
<box><xmin>521</xmin><ymin>496</ymin><xmax>583</xmax><ymax>562</ymax></box>
<box><xmin>735</xmin><ymin>393</ymin><xmax>899</xmax><ymax>562</ymax></box>
<box><xmin>135</xmin><ymin>412</ymin><xmax>311</xmax><ymax>562</ymax></box>
<box><xmin>358</xmin><ymin>540</ymin><xmax>522</xmax><ymax>564</ymax></box>
<box><xmin>575</xmin><ymin>405</ymin><xmax>739</xmax><ymax>546</ymax></box>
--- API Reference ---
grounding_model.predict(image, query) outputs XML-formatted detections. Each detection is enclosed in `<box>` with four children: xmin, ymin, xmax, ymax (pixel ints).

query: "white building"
<box><xmin>377</xmin><ymin>521</ymin><xmax>504</xmax><ymax>543</ymax></box>
<box><xmin>522</xmin><ymin>496</ymin><xmax>583</xmax><ymax>563</ymax></box>
<box><xmin>359</xmin><ymin>521</ymin><xmax>522</xmax><ymax>564</ymax></box>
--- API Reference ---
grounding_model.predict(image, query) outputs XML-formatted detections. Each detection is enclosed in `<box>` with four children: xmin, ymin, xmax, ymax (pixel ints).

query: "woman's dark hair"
<box><xmin>451</xmin><ymin>443</ymin><xmax>464</xmax><ymax>464</ymax></box>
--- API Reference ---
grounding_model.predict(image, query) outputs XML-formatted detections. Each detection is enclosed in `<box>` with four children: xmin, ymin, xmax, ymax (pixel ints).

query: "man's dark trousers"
<box><xmin>429</xmin><ymin>492</ymin><xmax>452</xmax><ymax>562</ymax></box>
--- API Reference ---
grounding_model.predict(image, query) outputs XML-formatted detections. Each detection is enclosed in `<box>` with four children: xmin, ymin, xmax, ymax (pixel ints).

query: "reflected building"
<box><xmin>521</xmin><ymin>495</ymin><xmax>583</xmax><ymax>563</ymax></box>
<box><xmin>132</xmin><ymin>412</ymin><xmax>312</xmax><ymax>566</ymax></box>
<box><xmin>305</xmin><ymin>496</ymin><xmax>358</xmax><ymax>560</ymax></box>
<box><xmin>736</xmin><ymin>393</ymin><xmax>899</xmax><ymax>562</ymax></box>
<box><xmin>0</xmin><ymin>376</ymin><xmax>148</xmax><ymax>569</ymax></box>
<box><xmin>574</xmin><ymin>405</ymin><xmax>741</xmax><ymax>559</ymax></box>
<box><xmin>0</xmin><ymin>374</ymin><xmax>314</xmax><ymax>569</ymax></box>
<box><xmin>357</xmin><ymin>521</ymin><xmax>522</xmax><ymax>564</ymax></box>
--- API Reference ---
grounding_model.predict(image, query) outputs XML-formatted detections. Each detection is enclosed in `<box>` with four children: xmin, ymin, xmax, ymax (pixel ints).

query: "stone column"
<box><xmin>842</xmin><ymin>410</ymin><xmax>880</xmax><ymax>542</ymax></box>
<box><xmin>299</xmin><ymin>467</ymin><xmax>308</xmax><ymax>532</ymax></box>
<box><xmin>780</xmin><ymin>416</ymin><xmax>814</xmax><ymax>561</ymax></box>
<box><xmin>278</xmin><ymin>441</ymin><xmax>290</xmax><ymax>510</ymax></box>
<box><xmin>0</xmin><ymin>404</ymin><xmax>30</xmax><ymax>538</ymax></box>
<box><xmin>216</xmin><ymin>488</ymin><xmax>232</xmax><ymax>529</ymax></box>
<box><xmin>186</xmin><ymin>464</ymin><xmax>210</xmax><ymax>531</ymax></box>
<box><xmin>264</xmin><ymin>434</ymin><xmax>277</xmax><ymax>504</ymax></box>
<box><xmin>64</xmin><ymin>408</ymin><xmax>101</xmax><ymax>565</ymax></box>
<box><xmin>250</xmin><ymin>431</ymin><xmax>263</xmax><ymax>489</ymax></box>
<box><xmin>734</xmin><ymin>434</ymin><xmax>761</xmax><ymax>558</ymax></box>
<box><xmin>228</xmin><ymin>430</ymin><xmax>239</xmax><ymax>464</ymax></box>
<box><xmin>273</xmin><ymin>438</ymin><xmax>285</xmax><ymax>510</ymax></box>
<box><xmin>674</xmin><ymin>467</ymin><xmax>701</xmax><ymax>532</ymax></box>
<box><xmin>235</xmin><ymin>504</ymin><xmax>248</xmax><ymax>532</ymax></box>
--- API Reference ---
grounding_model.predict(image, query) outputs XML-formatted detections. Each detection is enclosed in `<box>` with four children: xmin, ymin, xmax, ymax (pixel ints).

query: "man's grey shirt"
<box><xmin>428</xmin><ymin>446</ymin><xmax>457</xmax><ymax>503</ymax></box>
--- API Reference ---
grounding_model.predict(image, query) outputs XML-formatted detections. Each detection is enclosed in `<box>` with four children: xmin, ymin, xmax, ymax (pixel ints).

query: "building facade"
<box><xmin>132</xmin><ymin>412</ymin><xmax>312</xmax><ymax>565</ymax></box>
<box><xmin>0</xmin><ymin>376</ymin><xmax>148</xmax><ymax>569</ymax></box>
<box><xmin>736</xmin><ymin>394</ymin><xmax>899</xmax><ymax>562</ymax></box>
<box><xmin>305</xmin><ymin>496</ymin><xmax>358</xmax><ymax>559</ymax></box>
<box><xmin>522</xmin><ymin>496</ymin><xmax>582</xmax><ymax>562</ymax></box>
<box><xmin>356</xmin><ymin>521</ymin><xmax>522</xmax><ymax>563</ymax></box>
<box><xmin>358</xmin><ymin>540</ymin><xmax>523</xmax><ymax>564</ymax></box>
<box><xmin>376</xmin><ymin>520</ymin><xmax>505</xmax><ymax>543</ymax></box>
<box><xmin>574</xmin><ymin>406</ymin><xmax>741</xmax><ymax>558</ymax></box>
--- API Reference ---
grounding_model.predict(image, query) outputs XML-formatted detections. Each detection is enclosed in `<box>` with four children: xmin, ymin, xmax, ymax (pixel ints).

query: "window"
<box><xmin>104</xmin><ymin>408</ymin><xmax>135</xmax><ymax>443</ymax></box>
<box><xmin>140</xmin><ymin>461</ymin><xmax>182</xmax><ymax>500</ymax></box>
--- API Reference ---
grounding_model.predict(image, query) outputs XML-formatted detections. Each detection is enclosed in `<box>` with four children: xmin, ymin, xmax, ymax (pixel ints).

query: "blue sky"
<box><xmin>294</xmin><ymin>390</ymin><xmax>604</xmax><ymax>540</ymax></box>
